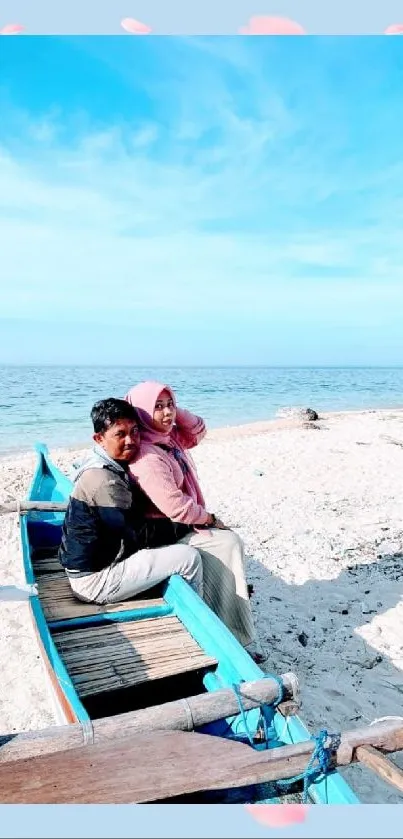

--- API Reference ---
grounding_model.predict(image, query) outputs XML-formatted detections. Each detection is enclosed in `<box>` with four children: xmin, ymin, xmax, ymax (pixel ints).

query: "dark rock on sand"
<box><xmin>297</xmin><ymin>631</ymin><xmax>309</xmax><ymax>647</ymax></box>
<box><xmin>303</xmin><ymin>408</ymin><xmax>319</xmax><ymax>421</ymax></box>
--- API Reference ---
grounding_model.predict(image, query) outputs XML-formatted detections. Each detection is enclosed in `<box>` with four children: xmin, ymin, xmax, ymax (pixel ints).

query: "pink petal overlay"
<box><xmin>121</xmin><ymin>17</ymin><xmax>151</xmax><ymax>35</ymax></box>
<box><xmin>245</xmin><ymin>803</ymin><xmax>309</xmax><ymax>828</ymax></box>
<box><xmin>239</xmin><ymin>15</ymin><xmax>306</xmax><ymax>35</ymax></box>
<box><xmin>385</xmin><ymin>24</ymin><xmax>403</xmax><ymax>34</ymax></box>
<box><xmin>0</xmin><ymin>23</ymin><xmax>24</xmax><ymax>35</ymax></box>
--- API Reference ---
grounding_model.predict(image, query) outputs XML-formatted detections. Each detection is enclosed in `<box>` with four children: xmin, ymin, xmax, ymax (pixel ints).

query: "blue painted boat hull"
<box><xmin>20</xmin><ymin>442</ymin><xmax>359</xmax><ymax>805</ymax></box>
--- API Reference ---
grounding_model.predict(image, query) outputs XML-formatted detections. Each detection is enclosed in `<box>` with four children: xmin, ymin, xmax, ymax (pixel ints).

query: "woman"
<box><xmin>124</xmin><ymin>380</ymin><xmax>264</xmax><ymax>661</ymax></box>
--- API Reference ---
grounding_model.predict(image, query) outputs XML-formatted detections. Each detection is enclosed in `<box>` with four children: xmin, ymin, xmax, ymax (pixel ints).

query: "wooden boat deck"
<box><xmin>52</xmin><ymin>617</ymin><xmax>218</xmax><ymax>697</ymax></box>
<box><xmin>32</xmin><ymin>550</ymin><xmax>218</xmax><ymax>701</ymax></box>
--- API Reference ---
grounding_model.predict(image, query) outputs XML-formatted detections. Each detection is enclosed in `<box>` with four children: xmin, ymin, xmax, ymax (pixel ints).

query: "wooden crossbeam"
<box><xmin>0</xmin><ymin>674</ymin><xmax>299</xmax><ymax>763</ymax></box>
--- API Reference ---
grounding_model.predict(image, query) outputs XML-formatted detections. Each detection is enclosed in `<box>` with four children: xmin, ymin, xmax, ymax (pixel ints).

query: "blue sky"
<box><xmin>0</xmin><ymin>36</ymin><xmax>403</xmax><ymax>365</ymax></box>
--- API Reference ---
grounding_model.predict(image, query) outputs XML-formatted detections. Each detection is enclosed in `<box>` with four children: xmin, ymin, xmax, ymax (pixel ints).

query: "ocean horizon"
<box><xmin>1</xmin><ymin>365</ymin><xmax>403</xmax><ymax>456</ymax></box>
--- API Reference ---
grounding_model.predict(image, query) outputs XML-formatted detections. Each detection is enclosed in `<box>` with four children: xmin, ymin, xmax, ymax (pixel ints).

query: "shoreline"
<box><xmin>205</xmin><ymin>404</ymin><xmax>403</xmax><ymax>439</ymax></box>
<box><xmin>1</xmin><ymin>405</ymin><xmax>403</xmax><ymax>802</ymax></box>
<box><xmin>1</xmin><ymin>404</ymin><xmax>403</xmax><ymax>461</ymax></box>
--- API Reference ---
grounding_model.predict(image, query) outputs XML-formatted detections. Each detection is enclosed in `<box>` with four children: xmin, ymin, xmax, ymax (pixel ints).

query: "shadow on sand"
<box><xmin>245</xmin><ymin>548</ymin><xmax>403</xmax><ymax>803</ymax></box>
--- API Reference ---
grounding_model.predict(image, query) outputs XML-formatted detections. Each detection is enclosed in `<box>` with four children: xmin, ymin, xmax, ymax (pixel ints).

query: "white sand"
<box><xmin>1</xmin><ymin>407</ymin><xmax>402</xmax><ymax>802</ymax></box>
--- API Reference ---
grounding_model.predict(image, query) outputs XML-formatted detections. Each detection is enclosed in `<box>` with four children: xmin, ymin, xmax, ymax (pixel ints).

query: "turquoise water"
<box><xmin>1</xmin><ymin>366</ymin><xmax>403</xmax><ymax>455</ymax></box>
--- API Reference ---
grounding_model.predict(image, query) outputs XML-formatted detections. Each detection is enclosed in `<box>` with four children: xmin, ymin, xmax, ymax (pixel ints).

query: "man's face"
<box><xmin>94</xmin><ymin>418</ymin><xmax>140</xmax><ymax>463</ymax></box>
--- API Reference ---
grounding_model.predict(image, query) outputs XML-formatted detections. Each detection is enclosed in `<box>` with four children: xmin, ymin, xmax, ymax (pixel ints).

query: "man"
<box><xmin>58</xmin><ymin>398</ymin><xmax>203</xmax><ymax>604</ymax></box>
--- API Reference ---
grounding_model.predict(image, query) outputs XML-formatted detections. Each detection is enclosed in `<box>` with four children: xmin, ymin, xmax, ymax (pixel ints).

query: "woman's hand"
<box><xmin>206</xmin><ymin>513</ymin><xmax>228</xmax><ymax>529</ymax></box>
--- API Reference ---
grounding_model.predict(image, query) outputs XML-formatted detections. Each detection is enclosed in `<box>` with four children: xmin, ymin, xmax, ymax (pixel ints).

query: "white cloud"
<box><xmin>0</xmin><ymin>37</ymin><xmax>403</xmax><ymax>365</ymax></box>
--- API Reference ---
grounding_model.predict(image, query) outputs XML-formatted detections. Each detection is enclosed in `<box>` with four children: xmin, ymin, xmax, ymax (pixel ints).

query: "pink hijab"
<box><xmin>124</xmin><ymin>381</ymin><xmax>177</xmax><ymax>445</ymax></box>
<box><xmin>124</xmin><ymin>380</ymin><xmax>205</xmax><ymax>508</ymax></box>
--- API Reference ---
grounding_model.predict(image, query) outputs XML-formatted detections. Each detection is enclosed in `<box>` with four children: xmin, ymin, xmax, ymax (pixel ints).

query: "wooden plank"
<box><xmin>356</xmin><ymin>745</ymin><xmax>403</xmax><ymax>793</ymax></box>
<box><xmin>0</xmin><ymin>730</ymin><xmax>302</xmax><ymax>803</ymax></box>
<box><xmin>32</xmin><ymin>551</ymin><xmax>63</xmax><ymax>574</ymax></box>
<box><xmin>1</xmin><ymin>720</ymin><xmax>403</xmax><ymax>804</ymax></box>
<box><xmin>33</xmin><ymin>556</ymin><xmax>63</xmax><ymax>574</ymax></box>
<box><xmin>0</xmin><ymin>674</ymin><xmax>299</xmax><ymax>763</ymax></box>
<box><xmin>36</xmin><ymin>572</ymin><xmax>167</xmax><ymax>621</ymax></box>
<box><xmin>52</xmin><ymin>617</ymin><xmax>217</xmax><ymax>696</ymax></box>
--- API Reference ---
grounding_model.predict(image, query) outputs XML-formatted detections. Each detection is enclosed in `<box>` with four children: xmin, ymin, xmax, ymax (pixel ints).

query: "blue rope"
<box><xmin>276</xmin><ymin>728</ymin><xmax>341</xmax><ymax>803</ymax></box>
<box><xmin>231</xmin><ymin>674</ymin><xmax>284</xmax><ymax>748</ymax></box>
<box><xmin>231</xmin><ymin>680</ymin><xmax>340</xmax><ymax>803</ymax></box>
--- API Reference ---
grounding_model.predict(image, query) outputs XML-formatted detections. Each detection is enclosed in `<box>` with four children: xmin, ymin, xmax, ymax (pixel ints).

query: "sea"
<box><xmin>1</xmin><ymin>365</ymin><xmax>403</xmax><ymax>456</ymax></box>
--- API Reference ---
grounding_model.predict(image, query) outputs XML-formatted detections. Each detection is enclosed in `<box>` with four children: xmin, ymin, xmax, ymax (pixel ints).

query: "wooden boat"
<box><xmin>15</xmin><ymin>442</ymin><xmax>361</xmax><ymax>805</ymax></box>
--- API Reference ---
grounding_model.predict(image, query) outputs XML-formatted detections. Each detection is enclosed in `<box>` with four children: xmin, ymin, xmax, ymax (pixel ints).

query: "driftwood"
<box><xmin>0</xmin><ymin>719</ymin><xmax>403</xmax><ymax>803</ymax></box>
<box><xmin>0</xmin><ymin>500</ymin><xmax>68</xmax><ymax>516</ymax></box>
<box><xmin>0</xmin><ymin>674</ymin><xmax>299</xmax><ymax>763</ymax></box>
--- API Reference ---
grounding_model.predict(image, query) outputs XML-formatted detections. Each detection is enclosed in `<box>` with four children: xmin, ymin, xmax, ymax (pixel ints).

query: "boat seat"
<box><xmin>36</xmin><ymin>571</ymin><xmax>166</xmax><ymax>623</ymax></box>
<box><xmin>52</xmin><ymin>616</ymin><xmax>218</xmax><ymax>697</ymax></box>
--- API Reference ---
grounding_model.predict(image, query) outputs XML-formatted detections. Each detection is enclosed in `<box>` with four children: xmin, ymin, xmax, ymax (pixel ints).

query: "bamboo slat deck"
<box><xmin>31</xmin><ymin>548</ymin><xmax>63</xmax><ymax>575</ymax></box>
<box><xmin>52</xmin><ymin>618</ymin><xmax>218</xmax><ymax>697</ymax></box>
<box><xmin>31</xmin><ymin>546</ymin><xmax>218</xmax><ymax>703</ymax></box>
<box><xmin>36</xmin><ymin>572</ymin><xmax>167</xmax><ymax>622</ymax></box>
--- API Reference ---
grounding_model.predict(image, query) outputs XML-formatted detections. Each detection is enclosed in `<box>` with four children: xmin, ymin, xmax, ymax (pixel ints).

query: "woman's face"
<box><xmin>153</xmin><ymin>389</ymin><xmax>176</xmax><ymax>433</ymax></box>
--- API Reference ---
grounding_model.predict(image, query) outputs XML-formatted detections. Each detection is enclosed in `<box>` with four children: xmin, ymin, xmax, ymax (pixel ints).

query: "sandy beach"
<box><xmin>0</xmin><ymin>406</ymin><xmax>402</xmax><ymax>803</ymax></box>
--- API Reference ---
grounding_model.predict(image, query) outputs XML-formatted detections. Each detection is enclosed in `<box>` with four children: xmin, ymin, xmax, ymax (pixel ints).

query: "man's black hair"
<box><xmin>91</xmin><ymin>398</ymin><xmax>138</xmax><ymax>433</ymax></box>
